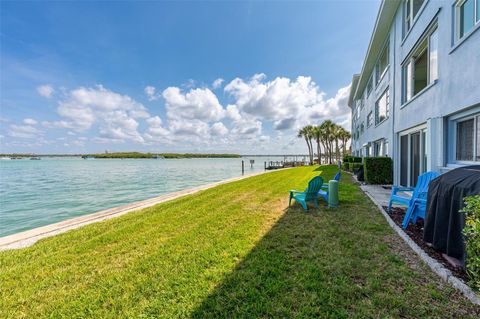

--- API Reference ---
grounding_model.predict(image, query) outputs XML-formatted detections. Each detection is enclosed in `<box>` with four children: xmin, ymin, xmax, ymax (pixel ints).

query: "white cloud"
<box><xmin>212</xmin><ymin>78</ymin><xmax>224</xmax><ymax>89</ymax></box>
<box><xmin>37</xmin><ymin>84</ymin><xmax>54</xmax><ymax>98</ymax></box>
<box><xmin>8</xmin><ymin>124</ymin><xmax>42</xmax><ymax>139</ymax></box>
<box><xmin>23</xmin><ymin>118</ymin><xmax>38</xmax><ymax>125</ymax></box>
<box><xmin>4</xmin><ymin>75</ymin><xmax>352</xmax><ymax>154</ymax></box>
<box><xmin>225</xmin><ymin>74</ymin><xmax>351</xmax><ymax>132</ymax></box>
<box><xmin>53</xmin><ymin>85</ymin><xmax>149</xmax><ymax>144</ymax></box>
<box><xmin>145</xmin><ymin>116</ymin><xmax>170</xmax><ymax>140</ymax></box>
<box><xmin>168</xmin><ymin>119</ymin><xmax>210</xmax><ymax>137</ymax></box>
<box><xmin>225</xmin><ymin>104</ymin><xmax>242</xmax><ymax>121</ymax></box>
<box><xmin>210</xmin><ymin>122</ymin><xmax>228</xmax><ymax>136</ymax></box>
<box><xmin>162</xmin><ymin>87</ymin><xmax>225</xmax><ymax>122</ymax></box>
<box><xmin>144</xmin><ymin>86</ymin><xmax>158</xmax><ymax>101</ymax></box>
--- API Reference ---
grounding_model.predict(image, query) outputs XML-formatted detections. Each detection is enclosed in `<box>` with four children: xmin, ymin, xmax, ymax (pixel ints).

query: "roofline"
<box><xmin>348</xmin><ymin>74</ymin><xmax>360</xmax><ymax>108</ymax></box>
<box><xmin>353</xmin><ymin>0</ymin><xmax>401</xmax><ymax>101</ymax></box>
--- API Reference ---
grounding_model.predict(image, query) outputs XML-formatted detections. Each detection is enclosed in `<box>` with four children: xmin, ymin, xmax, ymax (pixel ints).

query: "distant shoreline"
<box><xmin>0</xmin><ymin>152</ymin><xmax>241</xmax><ymax>159</ymax></box>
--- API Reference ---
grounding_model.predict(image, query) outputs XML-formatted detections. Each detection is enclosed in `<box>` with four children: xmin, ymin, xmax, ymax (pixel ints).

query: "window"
<box><xmin>402</xmin><ymin>26</ymin><xmax>438</xmax><ymax>103</ymax></box>
<box><xmin>366</xmin><ymin>76</ymin><xmax>373</xmax><ymax>96</ymax></box>
<box><xmin>376</xmin><ymin>42</ymin><xmax>389</xmax><ymax>83</ymax></box>
<box><xmin>457</xmin><ymin>0</ymin><xmax>480</xmax><ymax>39</ymax></box>
<box><xmin>375</xmin><ymin>89</ymin><xmax>389</xmax><ymax>125</ymax></box>
<box><xmin>367</xmin><ymin>111</ymin><xmax>373</xmax><ymax>127</ymax></box>
<box><xmin>404</xmin><ymin>0</ymin><xmax>426</xmax><ymax>35</ymax></box>
<box><xmin>360</xmin><ymin>122</ymin><xmax>365</xmax><ymax>134</ymax></box>
<box><xmin>374</xmin><ymin>139</ymin><xmax>385</xmax><ymax>157</ymax></box>
<box><xmin>429</xmin><ymin>29</ymin><xmax>438</xmax><ymax>82</ymax></box>
<box><xmin>456</xmin><ymin>115</ymin><xmax>480</xmax><ymax>162</ymax></box>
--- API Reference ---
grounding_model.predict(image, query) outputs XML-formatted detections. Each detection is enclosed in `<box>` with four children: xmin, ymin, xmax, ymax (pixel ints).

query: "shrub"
<box><xmin>343</xmin><ymin>155</ymin><xmax>352</xmax><ymax>163</ymax></box>
<box><xmin>348</xmin><ymin>163</ymin><xmax>354</xmax><ymax>171</ymax></box>
<box><xmin>352</xmin><ymin>163</ymin><xmax>363</xmax><ymax>172</ymax></box>
<box><xmin>341</xmin><ymin>162</ymin><xmax>349</xmax><ymax>171</ymax></box>
<box><xmin>461</xmin><ymin>195</ymin><xmax>480</xmax><ymax>292</ymax></box>
<box><xmin>351</xmin><ymin>156</ymin><xmax>362</xmax><ymax>163</ymax></box>
<box><xmin>363</xmin><ymin>157</ymin><xmax>393</xmax><ymax>184</ymax></box>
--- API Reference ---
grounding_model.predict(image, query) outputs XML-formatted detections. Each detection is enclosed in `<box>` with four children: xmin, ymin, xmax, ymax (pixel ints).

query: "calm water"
<box><xmin>0</xmin><ymin>157</ymin><xmax>283</xmax><ymax>237</ymax></box>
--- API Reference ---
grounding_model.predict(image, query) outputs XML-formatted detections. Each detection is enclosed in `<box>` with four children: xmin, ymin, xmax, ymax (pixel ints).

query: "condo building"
<box><xmin>348</xmin><ymin>0</ymin><xmax>480</xmax><ymax>186</ymax></box>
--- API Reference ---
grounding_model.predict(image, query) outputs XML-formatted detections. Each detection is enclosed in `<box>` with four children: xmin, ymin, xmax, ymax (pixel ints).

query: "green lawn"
<box><xmin>0</xmin><ymin>165</ymin><xmax>478</xmax><ymax>318</ymax></box>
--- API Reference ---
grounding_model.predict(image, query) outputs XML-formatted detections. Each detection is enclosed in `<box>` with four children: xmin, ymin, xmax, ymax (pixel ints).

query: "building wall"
<box><xmin>352</xmin><ymin>0</ymin><xmax>480</xmax><ymax>185</ymax></box>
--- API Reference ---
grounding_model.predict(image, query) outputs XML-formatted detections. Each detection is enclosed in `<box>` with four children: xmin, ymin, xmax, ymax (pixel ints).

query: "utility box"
<box><xmin>328</xmin><ymin>180</ymin><xmax>339</xmax><ymax>208</ymax></box>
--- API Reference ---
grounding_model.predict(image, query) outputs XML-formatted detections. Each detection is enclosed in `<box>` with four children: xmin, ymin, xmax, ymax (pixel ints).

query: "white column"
<box><xmin>427</xmin><ymin>117</ymin><xmax>444</xmax><ymax>172</ymax></box>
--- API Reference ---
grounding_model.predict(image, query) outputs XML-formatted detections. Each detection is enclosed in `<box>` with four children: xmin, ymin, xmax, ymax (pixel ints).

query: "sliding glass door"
<box><xmin>399</xmin><ymin>127</ymin><xmax>427</xmax><ymax>186</ymax></box>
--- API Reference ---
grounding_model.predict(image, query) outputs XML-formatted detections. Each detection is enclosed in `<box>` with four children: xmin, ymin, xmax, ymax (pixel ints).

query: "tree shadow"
<box><xmin>188</xmin><ymin>204</ymin><xmax>352</xmax><ymax>318</ymax></box>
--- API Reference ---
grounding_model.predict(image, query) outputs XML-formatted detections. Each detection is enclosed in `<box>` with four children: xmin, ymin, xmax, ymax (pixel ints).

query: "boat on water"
<box><xmin>30</xmin><ymin>157</ymin><xmax>41</xmax><ymax>160</ymax></box>
<box><xmin>82</xmin><ymin>155</ymin><xmax>95</xmax><ymax>160</ymax></box>
<box><xmin>0</xmin><ymin>157</ymin><xmax>11</xmax><ymax>160</ymax></box>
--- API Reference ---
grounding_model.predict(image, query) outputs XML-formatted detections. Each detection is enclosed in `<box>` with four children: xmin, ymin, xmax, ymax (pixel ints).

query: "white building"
<box><xmin>348</xmin><ymin>0</ymin><xmax>480</xmax><ymax>186</ymax></box>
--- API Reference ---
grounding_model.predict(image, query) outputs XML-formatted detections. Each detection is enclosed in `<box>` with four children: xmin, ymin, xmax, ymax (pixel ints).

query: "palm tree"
<box><xmin>319</xmin><ymin>120</ymin><xmax>335</xmax><ymax>164</ymax></box>
<box><xmin>298</xmin><ymin>127</ymin><xmax>313</xmax><ymax>165</ymax></box>
<box><xmin>304</xmin><ymin>125</ymin><xmax>315</xmax><ymax>165</ymax></box>
<box><xmin>337</xmin><ymin>127</ymin><xmax>352</xmax><ymax>158</ymax></box>
<box><xmin>312</xmin><ymin>126</ymin><xmax>322</xmax><ymax>164</ymax></box>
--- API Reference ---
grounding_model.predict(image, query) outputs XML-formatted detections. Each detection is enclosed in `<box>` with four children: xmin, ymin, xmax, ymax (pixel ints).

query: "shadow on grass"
<box><xmin>188</xmin><ymin>203</ymin><xmax>351</xmax><ymax>318</ymax></box>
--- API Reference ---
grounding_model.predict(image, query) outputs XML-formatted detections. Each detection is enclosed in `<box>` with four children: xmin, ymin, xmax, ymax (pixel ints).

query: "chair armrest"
<box><xmin>391</xmin><ymin>185</ymin><xmax>414</xmax><ymax>195</ymax></box>
<box><xmin>414</xmin><ymin>197</ymin><xmax>427</xmax><ymax>205</ymax></box>
<box><xmin>289</xmin><ymin>190</ymin><xmax>302</xmax><ymax>194</ymax></box>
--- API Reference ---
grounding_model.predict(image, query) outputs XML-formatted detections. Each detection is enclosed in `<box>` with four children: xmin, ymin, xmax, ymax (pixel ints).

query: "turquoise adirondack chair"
<box><xmin>387</xmin><ymin>171</ymin><xmax>440</xmax><ymax>227</ymax></box>
<box><xmin>289</xmin><ymin>176</ymin><xmax>324</xmax><ymax>211</ymax></box>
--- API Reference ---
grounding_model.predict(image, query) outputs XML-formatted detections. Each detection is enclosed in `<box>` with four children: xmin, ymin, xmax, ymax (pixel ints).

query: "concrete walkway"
<box><xmin>360</xmin><ymin>184</ymin><xmax>411</xmax><ymax>208</ymax></box>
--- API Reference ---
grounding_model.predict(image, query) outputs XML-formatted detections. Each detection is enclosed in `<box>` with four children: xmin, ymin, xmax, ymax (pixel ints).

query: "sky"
<box><xmin>0</xmin><ymin>0</ymin><xmax>380</xmax><ymax>154</ymax></box>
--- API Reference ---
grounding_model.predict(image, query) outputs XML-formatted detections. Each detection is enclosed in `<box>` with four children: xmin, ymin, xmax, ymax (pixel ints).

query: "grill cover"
<box><xmin>423</xmin><ymin>166</ymin><xmax>480</xmax><ymax>266</ymax></box>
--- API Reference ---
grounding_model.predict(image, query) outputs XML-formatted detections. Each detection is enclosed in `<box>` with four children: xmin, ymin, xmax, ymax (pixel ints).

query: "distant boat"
<box><xmin>0</xmin><ymin>157</ymin><xmax>11</xmax><ymax>160</ymax></box>
<box><xmin>82</xmin><ymin>155</ymin><xmax>95</xmax><ymax>160</ymax></box>
<box><xmin>153</xmin><ymin>155</ymin><xmax>165</xmax><ymax>159</ymax></box>
<box><xmin>30</xmin><ymin>157</ymin><xmax>41</xmax><ymax>160</ymax></box>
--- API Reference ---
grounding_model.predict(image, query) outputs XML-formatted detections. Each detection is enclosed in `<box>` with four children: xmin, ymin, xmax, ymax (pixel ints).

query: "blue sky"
<box><xmin>0</xmin><ymin>0</ymin><xmax>380</xmax><ymax>154</ymax></box>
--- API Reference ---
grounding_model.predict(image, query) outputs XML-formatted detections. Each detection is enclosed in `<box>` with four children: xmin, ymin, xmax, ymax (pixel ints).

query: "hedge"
<box><xmin>342</xmin><ymin>156</ymin><xmax>352</xmax><ymax>163</ymax></box>
<box><xmin>342</xmin><ymin>156</ymin><xmax>362</xmax><ymax>164</ymax></box>
<box><xmin>346</xmin><ymin>162</ymin><xmax>363</xmax><ymax>172</ymax></box>
<box><xmin>461</xmin><ymin>195</ymin><xmax>480</xmax><ymax>292</ymax></box>
<box><xmin>363</xmin><ymin>157</ymin><xmax>393</xmax><ymax>184</ymax></box>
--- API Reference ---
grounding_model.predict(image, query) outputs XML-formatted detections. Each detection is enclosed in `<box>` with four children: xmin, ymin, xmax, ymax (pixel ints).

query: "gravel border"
<box><xmin>361</xmin><ymin>185</ymin><xmax>480</xmax><ymax>305</ymax></box>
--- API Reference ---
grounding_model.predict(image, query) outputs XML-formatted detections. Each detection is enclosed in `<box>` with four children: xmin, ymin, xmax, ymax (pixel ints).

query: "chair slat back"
<box><xmin>305</xmin><ymin>176</ymin><xmax>324</xmax><ymax>200</ymax></box>
<box><xmin>412</xmin><ymin>171</ymin><xmax>440</xmax><ymax>200</ymax></box>
<box><xmin>334</xmin><ymin>172</ymin><xmax>341</xmax><ymax>182</ymax></box>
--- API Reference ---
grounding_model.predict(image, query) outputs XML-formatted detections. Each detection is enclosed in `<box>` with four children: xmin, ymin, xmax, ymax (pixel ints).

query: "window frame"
<box><xmin>401</xmin><ymin>23</ymin><xmax>438</xmax><ymax>105</ymax></box>
<box><xmin>375</xmin><ymin>40</ymin><xmax>390</xmax><ymax>84</ymax></box>
<box><xmin>453</xmin><ymin>114</ymin><xmax>480</xmax><ymax>163</ymax></box>
<box><xmin>366</xmin><ymin>75</ymin><xmax>374</xmax><ymax>97</ymax></box>
<box><xmin>403</xmin><ymin>0</ymin><xmax>428</xmax><ymax>38</ymax></box>
<box><xmin>367</xmin><ymin>111</ymin><xmax>373</xmax><ymax>127</ymax></box>
<box><xmin>455</xmin><ymin>0</ymin><xmax>480</xmax><ymax>41</ymax></box>
<box><xmin>375</xmin><ymin>88</ymin><xmax>390</xmax><ymax>126</ymax></box>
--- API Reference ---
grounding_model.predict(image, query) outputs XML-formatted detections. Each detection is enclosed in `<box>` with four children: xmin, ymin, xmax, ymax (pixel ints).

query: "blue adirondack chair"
<box><xmin>402</xmin><ymin>197</ymin><xmax>428</xmax><ymax>229</ymax></box>
<box><xmin>387</xmin><ymin>171</ymin><xmax>440</xmax><ymax>228</ymax></box>
<box><xmin>289</xmin><ymin>176</ymin><xmax>324</xmax><ymax>211</ymax></box>
<box><xmin>321</xmin><ymin>171</ymin><xmax>341</xmax><ymax>190</ymax></box>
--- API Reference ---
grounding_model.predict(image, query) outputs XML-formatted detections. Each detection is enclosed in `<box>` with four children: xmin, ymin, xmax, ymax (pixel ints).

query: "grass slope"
<box><xmin>0</xmin><ymin>165</ymin><xmax>478</xmax><ymax>318</ymax></box>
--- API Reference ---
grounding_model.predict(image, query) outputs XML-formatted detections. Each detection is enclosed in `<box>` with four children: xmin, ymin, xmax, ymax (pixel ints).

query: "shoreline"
<box><xmin>0</xmin><ymin>168</ymin><xmax>283</xmax><ymax>251</ymax></box>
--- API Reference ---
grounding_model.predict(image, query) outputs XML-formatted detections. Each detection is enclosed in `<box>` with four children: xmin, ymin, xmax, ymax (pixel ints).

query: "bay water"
<box><xmin>0</xmin><ymin>157</ymin><xmax>284</xmax><ymax>237</ymax></box>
